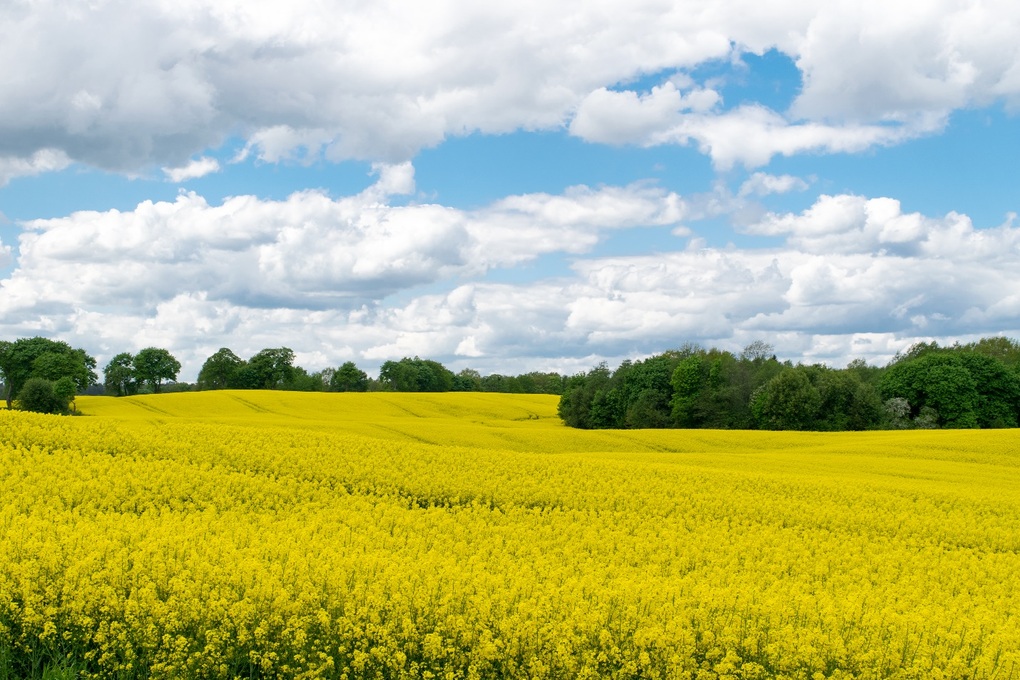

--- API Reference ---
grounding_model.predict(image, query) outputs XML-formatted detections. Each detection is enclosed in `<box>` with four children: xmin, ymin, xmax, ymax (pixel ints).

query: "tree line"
<box><xmin>192</xmin><ymin>350</ymin><xmax>566</xmax><ymax>395</ymax></box>
<box><xmin>7</xmin><ymin>334</ymin><xmax>1019</xmax><ymax>430</ymax></box>
<box><xmin>0</xmin><ymin>339</ymin><xmax>187</xmax><ymax>414</ymax></box>
<box><xmin>558</xmin><ymin>337</ymin><xmax>1020</xmax><ymax>430</ymax></box>
<box><xmin>0</xmin><ymin>338</ymin><xmax>568</xmax><ymax>414</ymax></box>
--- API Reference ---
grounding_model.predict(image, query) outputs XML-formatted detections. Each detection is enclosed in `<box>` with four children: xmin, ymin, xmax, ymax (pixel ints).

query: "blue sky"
<box><xmin>2</xmin><ymin>2</ymin><xmax>1019</xmax><ymax>381</ymax></box>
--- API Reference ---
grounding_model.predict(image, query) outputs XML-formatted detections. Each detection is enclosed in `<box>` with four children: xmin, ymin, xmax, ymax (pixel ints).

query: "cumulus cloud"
<box><xmin>738</xmin><ymin>172</ymin><xmax>810</xmax><ymax>197</ymax></box>
<box><xmin>3</xmin><ymin>169</ymin><xmax>686</xmax><ymax>309</ymax></box>
<box><xmin>744</xmin><ymin>193</ymin><xmax>1020</xmax><ymax>260</ymax></box>
<box><xmin>3</xmin><ymin>173</ymin><xmax>1018</xmax><ymax>378</ymax></box>
<box><xmin>163</xmin><ymin>157</ymin><xmax>221</xmax><ymax>182</ymax></box>
<box><xmin>2</xmin><ymin>1</ymin><xmax>1019</xmax><ymax>178</ymax></box>
<box><xmin>788</xmin><ymin>1</ymin><xmax>1020</xmax><ymax>120</ymax></box>
<box><xmin>570</xmin><ymin>96</ymin><xmax>944</xmax><ymax>168</ymax></box>
<box><xmin>568</xmin><ymin>81</ymin><xmax>722</xmax><ymax>144</ymax></box>
<box><xmin>361</xmin><ymin>196</ymin><xmax>1017</xmax><ymax>368</ymax></box>
<box><xmin>322</xmin><ymin>199</ymin><xmax>1020</xmax><ymax>368</ymax></box>
<box><xmin>0</xmin><ymin>170</ymin><xmax>689</xmax><ymax>374</ymax></box>
<box><xmin>0</xmin><ymin>149</ymin><xmax>72</xmax><ymax>186</ymax></box>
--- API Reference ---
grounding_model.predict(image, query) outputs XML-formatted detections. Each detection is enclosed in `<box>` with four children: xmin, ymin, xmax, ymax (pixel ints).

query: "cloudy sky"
<box><xmin>2</xmin><ymin>0</ymin><xmax>1020</xmax><ymax>381</ymax></box>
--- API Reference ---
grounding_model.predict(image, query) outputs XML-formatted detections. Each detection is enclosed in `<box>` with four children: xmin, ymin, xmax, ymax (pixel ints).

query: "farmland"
<box><xmin>2</xmin><ymin>391</ymin><xmax>1019</xmax><ymax>679</ymax></box>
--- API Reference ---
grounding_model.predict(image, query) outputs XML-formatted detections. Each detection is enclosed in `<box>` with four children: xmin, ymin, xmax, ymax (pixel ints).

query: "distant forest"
<box><xmin>1</xmin><ymin>340</ymin><xmax>567</xmax><ymax>415</ymax></box>
<box><xmin>4</xmin><ymin>335</ymin><xmax>1020</xmax><ymax>430</ymax></box>
<box><xmin>186</xmin><ymin>348</ymin><xmax>567</xmax><ymax>396</ymax></box>
<box><xmin>558</xmin><ymin>337</ymin><xmax>1020</xmax><ymax>431</ymax></box>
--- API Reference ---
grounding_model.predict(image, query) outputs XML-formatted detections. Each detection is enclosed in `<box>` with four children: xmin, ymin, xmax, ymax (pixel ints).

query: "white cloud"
<box><xmin>362</xmin><ymin>162</ymin><xmax>416</xmax><ymax>202</ymax></box>
<box><xmin>571</xmin><ymin>98</ymin><xmax>944</xmax><ymax>169</ymax></box>
<box><xmin>0</xmin><ymin>172</ymin><xmax>689</xmax><ymax>375</ymax></box>
<box><xmin>4</xmin><ymin>176</ymin><xmax>1018</xmax><ymax>378</ymax></box>
<box><xmin>350</xmin><ymin>194</ymin><xmax>1020</xmax><ymax>369</ymax></box>
<box><xmin>237</xmin><ymin>127</ymin><xmax>335</xmax><ymax>164</ymax></box>
<box><xmin>568</xmin><ymin>82</ymin><xmax>721</xmax><ymax>144</ymax></box>
<box><xmin>162</xmin><ymin>157</ymin><xmax>221</xmax><ymax>182</ymax></box>
<box><xmin>0</xmin><ymin>149</ymin><xmax>72</xmax><ymax>186</ymax></box>
<box><xmin>2</xmin><ymin>2</ymin><xmax>1019</xmax><ymax>175</ymax></box>
<box><xmin>738</xmin><ymin>172</ymin><xmax>810</xmax><ymax>197</ymax></box>
<box><xmin>744</xmin><ymin>193</ymin><xmax>1020</xmax><ymax>260</ymax></box>
<box><xmin>788</xmin><ymin>1</ymin><xmax>1020</xmax><ymax>121</ymax></box>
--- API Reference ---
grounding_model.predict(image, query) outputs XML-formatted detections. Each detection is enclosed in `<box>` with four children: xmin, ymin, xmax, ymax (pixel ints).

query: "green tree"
<box><xmin>330</xmin><ymin>361</ymin><xmax>369</xmax><ymax>392</ymax></box>
<box><xmin>132</xmin><ymin>347</ymin><xmax>182</xmax><ymax>394</ymax></box>
<box><xmin>16</xmin><ymin>377</ymin><xmax>67</xmax><ymax>414</ymax></box>
<box><xmin>557</xmin><ymin>363</ymin><xmax>612</xmax><ymax>429</ymax></box>
<box><xmin>284</xmin><ymin>366</ymin><xmax>324</xmax><ymax>391</ymax></box>
<box><xmin>247</xmin><ymin>348</ymin><xmax>296</xmax><ymax>389</ymax></box>
<box><xmin>954</xmin><ymin>352</ymin><xmax>1020</xmax><ymax>427</ymax></box>
<box><xmin>480</xmin><ymin>373</ymin><xmax>509</xmax><ymax>392</ymax></box>
<box><xmin>845</xmin><ymin>357</ymin><xmax>883</xmax><ymax>387</ymax></box>
<box><xmin>197</xmin><ymin>348</ymin><xmax>246</xmax><ymax>390</ymax></box>
<box><xmin>880</xmin><ymin>351</ymin><xmax>1006</xmax><ymax>428</ymax></box>
<box><xmin>617</xmin><ymin>352</ymin><xmax>684</xmax><ymax>428</ymax></box>
<box><xmin>751</xmin><ymin>368</ymin><xmax>822</xmax><ymax>430</ymax></box>
<box><xmin>453</xmin><ymin>369</ymin><xmax>482</xmax><ymax>391</ymax></box>
<box><xmin>523</xmin><ymin>372</ymin><xmax>567</xmax><ymax>395</ymax></box>
<box><xmin>624</xmin><ymin>389</ymin><xmax>670</xmax><ymax>428</ymax></box>
<box><xmin>378</xmin><ymin>359</ymin><xmax>416</xmax><ymax>391</ymax></box>
<box><xmin>416</xmin><ymin>358</ymin><xmax>455</xmax><ymax>391</ymax></box>
<box><xmin>231</xmin><ymin>363</ymin><xmax>263</xmax><ymax>390</ymax></box>
<box><xmin>891</xmin><ymin>341</ymin><xmax>942</xmax><ymax>364</ymax></box>
<box><xmin>53</xmin><ymin>376</ymin><xmax>79</xmax><ymax>413</ymax></box>
<box><xmin>379</xmin><ymin>357</ymin><xmax>454</xmax><ymax>392</ymax></box>
<box><xmin>670</xmin><ymin>355</ymin><xmax>705</xmax><ymax>427</ymax></box>
<box><xmin>923</xmin><ymin>364</ymin><xmax>979</xmax><ymax>428</ymax></box>
<box><xmin>668</xmin><ymin>349</ymin><xmax>759</xmax><ymax>429</ymax></box>
<box><xmin>815</xmin><ymin>369</ymin><xmax>883</xmax><ymax>431</ymax></box>
<box><xmin>103</xmin><ymin>352</ymin><xmax>138</xmax><ymax>397</ymax></box>
<box><xmin>962</xmin><ymin>336</ymin><xmax>1020</xmax><ymax>368</ymax></box>
<box><xmin>0</xmin><ymin>337</ymin><xmax>97</xmax><ymax>409</ymax></box>
<box><xmin>589</xmin><ymin>385</ymin><xmax>625</xmax><ymax>428</ymax></box>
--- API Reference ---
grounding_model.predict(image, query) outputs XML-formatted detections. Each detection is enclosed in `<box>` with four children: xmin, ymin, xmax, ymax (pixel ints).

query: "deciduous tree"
<box><xmin>197</xmin><ymin>348</ymin><xmax>245</xmax><ymax>390</ymax></box>
<box><xmin>751</xmin><ymin>368</ymin><xmax>821</xmax><ymax>431</ymax></box>
<box><xmin>16</xmin><ymin>378</ymin><xmax>66</xmax><ymax>414</ymax></box>
<box><xmin>0</xmin><ymin>337</ymin><xmax>97</xmax><ymax>409</ymax></box>
<box><xmin>132</xmin><ymin>347</ymin><xmax>181</xmax><ymax>394</ymax></box>
<box><xmin>104</xmin><ymin>352</ymin><xmax>138</xmax><ymax>397</ymax></box>
<box><xmin>331</xmin><ymin>361</ymin><xmax>369</xmax><ymax>392</ymax></box>
<box><xmin>247</xmin><ymin>348</ymin><xmax>296</xmax><ymax>389</ymax></box>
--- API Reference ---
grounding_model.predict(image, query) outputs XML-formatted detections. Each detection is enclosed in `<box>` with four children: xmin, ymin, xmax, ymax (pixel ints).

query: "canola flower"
<box><xmin>1</xmin><ymin>391</ymin><xmax>1019</xmax><ymax>679</ymax></box>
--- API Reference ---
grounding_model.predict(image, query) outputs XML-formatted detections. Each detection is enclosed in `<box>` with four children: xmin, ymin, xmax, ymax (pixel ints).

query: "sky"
<box><xmin>2</xmin><ymin>1</ymin><xmax>1020</xmax><ymax>382</ymax></box>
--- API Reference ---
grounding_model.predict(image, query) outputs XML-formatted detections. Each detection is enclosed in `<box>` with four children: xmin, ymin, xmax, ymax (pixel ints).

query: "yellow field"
<box><xmin>1</xmin><ymin>391</ymin><xmax>1019</xmax><ymax>679</ymax></box>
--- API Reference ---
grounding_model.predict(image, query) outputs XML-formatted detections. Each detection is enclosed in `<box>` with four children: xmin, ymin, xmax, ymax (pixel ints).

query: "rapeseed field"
<box><xmin>1</xmin><ymin>391</ymin><xmax>1018</xmax><ymax>679</ymax></box>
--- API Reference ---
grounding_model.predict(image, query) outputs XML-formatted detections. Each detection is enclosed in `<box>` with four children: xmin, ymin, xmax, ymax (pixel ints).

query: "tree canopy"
<box><xmin>880</xmin><ymin>347</ymin><xmax>1020</xmax><ymax>429</ymax></box>
<box><xmin>0</xmin><ymin>337</ymin><xmax>97</xmax><ymax>410</ymax></box>
<box><xmin>330</xmin><ymin>361</ymin><xmax>369</xmax><ymax>392</ymax></box>
<box><xmin>197</xmin><ymin>348</ymin><xmax>246</xmax><ymax>390</ymax></box>
<box><xmin>14</xmin><ymin>333</ymin><xmax>1015</xmax><ymax>432</ymax></box>
<box><xmin>102</xmin><ymin>348</ymin><xmax>182</xmax><ymax>396</ymax></box>
<box><xmin>132</xmin><ymin>348</ymin><xmax>182</xmax><ymax>393</ymax></box>
<box><xmin>379</xmin><ymin>357</ymin><xmax>455</xmax><ymax>392</ymax></box>
<box><xmin>559</xmin><ymin>337</ymin><xmax>1020</xmax><ymax>431</ymax></box>
<box><xmin>103</xmin><ymin>352</ymin><xmax>138</xmax><ymax>397</ymax></box>
<box><xmin>247</xmin><ymin>347</ymin><xmax>297</xmax><ymax>390</ymax></box>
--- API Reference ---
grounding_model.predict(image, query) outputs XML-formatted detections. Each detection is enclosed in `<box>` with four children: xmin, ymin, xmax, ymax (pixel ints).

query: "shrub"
<box><xmin>16</xmin><ymin>378</ymin><xmax>67</xmax><ymax>414</ymax></box>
